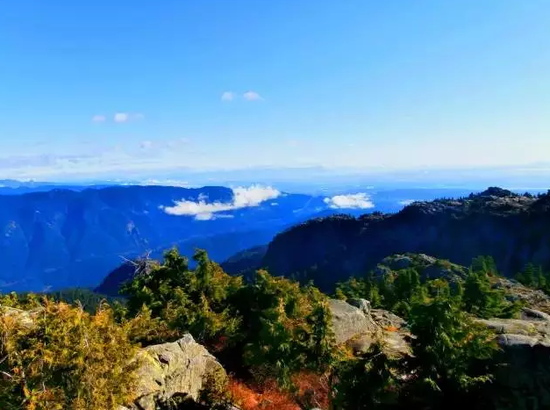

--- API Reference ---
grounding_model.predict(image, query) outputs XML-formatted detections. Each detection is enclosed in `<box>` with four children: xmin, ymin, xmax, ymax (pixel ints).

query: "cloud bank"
<box><xmin>162</xmin><ymin>185</ymin><xmax>281</xmax><ymax>220</ymax></box>
<box><xmin>324</xmin><ymin>193</ymin><xmax>375</xmax><ymax>209</ymax></box>
<box><xmin>398</xmin><ymin>199</ymin><xmax>416</xmax><ymax>206</ymax></box>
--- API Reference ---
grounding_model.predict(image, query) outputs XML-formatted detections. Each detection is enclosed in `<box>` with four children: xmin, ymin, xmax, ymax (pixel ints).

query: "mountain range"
<box><xmin>220</xmin><ymin>187</ymin><xmax>550</xmax><ymax>291</ymax></box>
<box><xmin>2</xmin><ymin>183</ymin><xmax>546</xmax><ymax>293</ymax></box>
<box><xmin>0</xmin><ymin>185</ymin><xmax>338</xmax><ymax>291</ymax></box>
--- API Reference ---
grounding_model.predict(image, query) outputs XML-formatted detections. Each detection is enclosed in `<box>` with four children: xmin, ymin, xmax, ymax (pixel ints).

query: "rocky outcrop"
<box><xmin>127</xmin><ymin>334</ymin><xmax>227</xmax><ymax>410</ymax></box>
<box><xmin>0</xmin><ymin>306</ymin><xmax>43</xmax><ymax>329</ymax></box>
<box><xmin>329</xmin><ymin>299</ymin><xmax>377</xmax><ymax>345</ymax></box>
<box><xmin>493</xmin><ymin>277</ymin><xmax>550</xmax><ymax>314</ymax></box>
<box><xmin>376</xmin><ymin>253</ymin><xmax>467</xmax><ymax>282</ymax></box>
<box><xmin>476</xmin><ymin>308</ymin><xmax>550</xmax><ymax>409</ymax></box>
<box><xmin>329</xmin><ymin>299</ymin><xmax>411</xmax><ymax>357</ymax></box>
<box><xmin>477</xmin><ymin>307</ymin><xmax>550</xmax><ymax>349</ymax></box>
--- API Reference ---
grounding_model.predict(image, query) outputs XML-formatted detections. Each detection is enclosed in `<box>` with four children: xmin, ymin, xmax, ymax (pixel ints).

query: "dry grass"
<box><xmin>292</xmin><ymin>371</ymin><xmax>330</xmax><ymax>410</ymax></box>
<box><xmin>228</xmin><ymin>378</ymin><xmax>300</xmax><ymax>410</ymax></box>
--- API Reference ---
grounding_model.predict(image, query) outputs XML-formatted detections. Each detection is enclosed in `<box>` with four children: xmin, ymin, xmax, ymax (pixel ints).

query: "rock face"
<box><xmin>329</xmin><ymin>299</ymin><xmax>411</xmax><ymax>357</ymax></box>
<box><xmin>127</xmin><ymin>334</ymin><xmax>227</xmax><ymax>410</ymax></box>
<box><xmin>261</xmin><ymin>189</ymin><xmax>550</xmax><ymax>291</ymax></box>
<box><xmin>477</xmin><ymin>307</ymin><xmax>550</xmax><ymax>349</ymax></box>
<box><xmin>493</xmin><ymin>277</ymin><xmax>550</xmax><ymax>314</ymax></box>
<box><xmin>476</xmin><ymin>308</ymin><xmax>550</xmax><ymax>409</ymax></box>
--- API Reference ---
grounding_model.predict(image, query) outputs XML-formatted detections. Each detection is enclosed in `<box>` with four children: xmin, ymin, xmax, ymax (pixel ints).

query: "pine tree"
<box><xmin>331</xmin><ymin>342</ymin><xmax>403</xmax><ymax>410</ymax></box>
<box><xmin>463</xmin><ymin>269</ymin><xmax>517</xmax><ymax>319</ymax></box>
<box><xmin>406</xmin><ymin>292</ymin><xmax>500</xmax><ymax>408</ymax></box>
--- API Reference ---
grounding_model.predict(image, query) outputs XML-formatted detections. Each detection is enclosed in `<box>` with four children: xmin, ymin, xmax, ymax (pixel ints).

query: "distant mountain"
<box><xmin>224</xmin><ymin>188</ymin><xmax>550</xmax><ymax>291</ymax></box>
<box><xmin>0</xmin><ymin>180</ymin><xmax>113</xmax><ymax>195</ymax></box>
<box><xmin>0</xmin><ymin>185</ymin><xmax>338</xmax><ymax>291</ymax></box>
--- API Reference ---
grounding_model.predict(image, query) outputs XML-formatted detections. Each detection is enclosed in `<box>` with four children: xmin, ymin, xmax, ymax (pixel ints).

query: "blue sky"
<box><xmin>0</xmin><ymin>1</ymin><xmax>549</xmax><ymax>180</ymax></box>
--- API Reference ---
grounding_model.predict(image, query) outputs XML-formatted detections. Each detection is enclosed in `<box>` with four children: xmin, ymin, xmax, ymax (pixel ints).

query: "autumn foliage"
<box><xmin>0</xmin><ymin>298</ymin><xmax>138</xmax><ymax>410</ymax></box>
<box><xmin>228</xmin><ymin>378</ymin><xmax>300</xmax><ymax>410</ymax></box>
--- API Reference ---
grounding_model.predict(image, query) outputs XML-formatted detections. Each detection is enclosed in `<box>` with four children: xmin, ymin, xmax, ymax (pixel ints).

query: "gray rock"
<box><xmin>128</xmin><ymin>334</ymin><xmax>227</xmax><ymax>410</ymax></box>
<box><xmin>370</xmin><ymin>309</ymin><xmax>407</xmax><ymax>330</ymax></box>
<box><xmin>383</xmin><ymin>255</ymin><xmax>413</xmax><ymax>270</ymax></box>
<box><xmin>416</xmin><ymin>254</ymin><xmax>437</xmax><ymax>265</ymax></box>
<box><xmin>347</xmin><ymin>298</ymin><xmax>371</xmax><ymax>316</ymax></box>
<box><xmin>329</xmin><ymin>299</ymin><xmax>376</xmax><ymax>345</ymax></box>
<box><xmin>0</xmin><ymin>306</ymin><xmax>43</xmax><ymax>329</ymax></box>
<box><xmin>521</xmin><ymin>308</ymin><xmax>550</xmax><ymax>322</ymax></box>
<box><xmin>498</xmin><ymin>334</ymin><xmax>540</xmax><ymax>348</ymax></box>
<box><xmin>477</xmin><ymin>318</ymin><xmax>538</xmax><ymax>336</ymax></box>
<box><xmin>328</xmin><ymin>299</ymin><xmax>411</xmax><ymax>357</ymax></box>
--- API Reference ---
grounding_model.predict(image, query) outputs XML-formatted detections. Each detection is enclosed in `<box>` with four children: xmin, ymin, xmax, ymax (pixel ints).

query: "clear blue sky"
<box><xmin>1</xmin><ymin>0</ymin><xmax>549</xmax><ymax>180</ymax></box>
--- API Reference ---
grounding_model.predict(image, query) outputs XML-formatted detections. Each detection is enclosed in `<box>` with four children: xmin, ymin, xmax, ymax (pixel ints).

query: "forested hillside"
<box><xmin>249</xmin><ymin>188</ymin><xmax>550</xmax><ymax>290</ymax></box>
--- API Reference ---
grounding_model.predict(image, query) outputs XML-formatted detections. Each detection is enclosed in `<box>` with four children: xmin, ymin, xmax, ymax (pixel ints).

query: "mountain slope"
<box><xmin>242</xmin><ymin>188</ymin><xmax>550</xmax><ymax>290</ymax></box>
<box><xmin>0</xmin><ymin>185</ymin><xmax>334</xmax><ymax>291</ymax></box>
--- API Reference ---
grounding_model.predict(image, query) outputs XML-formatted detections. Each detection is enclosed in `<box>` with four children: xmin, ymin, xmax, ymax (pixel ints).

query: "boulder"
<box><xmin>478</xmin><ymin>310</ymin><xmax>550</xmax><ymax>409</ymax></box>
<box><xmin>347</xmin><ymin>298</ymin><xmax>371</xmax><ymax>316</ymax></box>
<box><xmin>477</xmin><ymin>308</ymin><xmax>550</xmax><ymax>347</ymax></box>
<box><xmin>329</xmin><ymin>299</ymin><xmax>377</xmax><ymax>345</ymax></box>
<box><xmin>0</xmin><ymin>305</ymin><xmax>43</xmax><ymax>329</ymax></box>
<box><xmin>128</xmin><ymin>334</ymin><xmax>227</xmax><ymax>410</ymax></box>
<box><xmin>328</xmin><ymin>299</ymin><xmax>411</xmax><ymax>357</ymax></box>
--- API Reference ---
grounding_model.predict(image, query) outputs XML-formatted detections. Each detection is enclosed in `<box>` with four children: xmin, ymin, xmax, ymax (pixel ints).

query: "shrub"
<box><xmin>0</xmin><ymin>299</ymin><xmax>138</xmax><ymax>410</ymax></box>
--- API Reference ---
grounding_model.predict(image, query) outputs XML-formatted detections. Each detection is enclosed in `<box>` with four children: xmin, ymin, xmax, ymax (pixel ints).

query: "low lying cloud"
<box><xmin>324</xmin><ymin>193</ymin><xmax>375</xmax><ymax>209</ymax></box>
<box><xmin>162</xmin><ymin>185</ymin><xmax>281</xmax><ymax>220</ymax></box>
<box><xmin>399</xmin><ymin>199</ymin><xmax>416</xmax><ymax>206</ymax></box>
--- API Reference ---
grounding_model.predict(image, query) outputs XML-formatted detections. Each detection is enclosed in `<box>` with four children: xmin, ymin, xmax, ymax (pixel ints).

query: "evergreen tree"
<box><xmin>331</xmin><ymin>342</ymin><xmax>403</xmax><ymax>410</ymax></box>
<box><xmin>462</xmin><ymin>269</ymin><xmax>515</xmax><ymax>319</ymax></box>
<box><xmin>242</xmin><ymin>270</ymin><xmax>337</xmax><ymax>386</ymax></box>
<box><xmin>121</xmin><ymin>248</ymin><xmax>243</xmax><ymax>347</ymax></box>
<box><xmin>406</xmin><ymin>291</ymin><xmax>500</xmax><ymax>408</ymax></box>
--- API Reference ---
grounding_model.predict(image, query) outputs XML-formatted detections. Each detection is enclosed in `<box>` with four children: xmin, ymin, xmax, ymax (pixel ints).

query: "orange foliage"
<box><xmin>228</xmin><ymin>378</ymin><xmax>300</xmax><ymax>410</ymax></box>
<box><xmin>385</xmin><ymin>325</ymin><xmax>399</xmax><ymax>332</ymax></box>
<box><xmin>292</xmin><ymin>371</ymin><xmax>330</xmax><ymax>410</ymax></box>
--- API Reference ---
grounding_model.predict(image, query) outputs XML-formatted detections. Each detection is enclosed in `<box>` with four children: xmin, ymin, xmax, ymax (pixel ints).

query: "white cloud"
<box><xmin>92</xmin><ymin>115</ymin><xmax>106</xmax><ymax>123</ymax></box>
<box><xmin>162</xmin><ymin>185</ymin><xmax>281</xmax><ymax>220</ymax></box>
<box><xmin>324</xmin><ymin>193</ymin><xmax>375</xmax><ymax>209</ymax></box>
<box><xmin>243</xmin><ymin>91</ymin><xmax>263</xmax><ymax>101</ymax></box>
<box><xmin>221</xmin><ymin>91</ymin><xmax>235</xmax><ymax>101</ymax></box>
<box><xmin>399</xmin><ymin>199</ymin><xmax>416</xmax><ymax>206</ymax></box>
<box><xmin>113</xmin><ymin>112</ymin><xmax>144</xmax><ymax>123</ymax></box>
<box><xmin>114</xmin><ymin>113</ymin><xmax>129</xmax><ymax>123</ymax></box>
<box><xmin>140</xmin><ymin>141</ymin><xmax>153</xmax><ymax>150</ymax></box>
